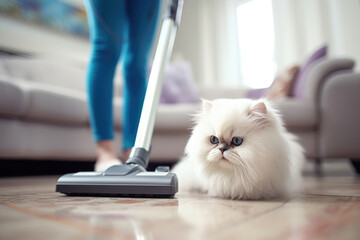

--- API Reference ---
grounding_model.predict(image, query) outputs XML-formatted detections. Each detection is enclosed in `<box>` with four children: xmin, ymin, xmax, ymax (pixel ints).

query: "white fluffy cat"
<box><xmin>172</xmin><ymin>98</ymin><xmax>304</xmax><ymax>200</ymax></box>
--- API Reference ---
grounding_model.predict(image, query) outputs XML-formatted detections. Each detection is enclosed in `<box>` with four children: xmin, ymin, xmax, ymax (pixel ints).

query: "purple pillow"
<box><xmin>158</xmin><ymin>61</ymin><xmax>199</xmax><ymax>104</ymax></box>
<box><xmin>291</xmin><ymin>45</ymin><xmax>327</xmax><ymax>98</ymax></box>
<box><xmin>246</xmin><ymin>88</ymin><xmax>267</xmax><ymax>99</ymax></box>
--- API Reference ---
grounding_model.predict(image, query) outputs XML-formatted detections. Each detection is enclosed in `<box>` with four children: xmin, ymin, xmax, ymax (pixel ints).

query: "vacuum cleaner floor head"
<box><xmin>56</xmin><ymin>164</ymin><xmax>178</xmax><ymax>198</ymax></box>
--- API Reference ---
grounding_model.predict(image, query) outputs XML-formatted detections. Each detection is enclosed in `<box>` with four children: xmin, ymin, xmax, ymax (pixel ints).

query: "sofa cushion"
<box><xmin>113</xmin><ymin>102</ymin><xmax>199</xmax><ymax>131</ymax></box>
<box><xmin>0</xmin><ymin>58</ymin><xmax>86</xmax><ymax>92</ymax></box>
<box><xmin>159</xmin><ymin>100</ymin><xmax>317</xmax><ymax>132</ymax></box>
<box><xmin>0</xmin><ymin>77</ymin><xmax>29</xmax><ymax>116</ymax></box>
<box><xmin>0</xmin><ymin>78</ymin><xmax>88</xmax><ymax>125</ymax></box>
<box><xmin>25</xmin><ymin>83</ymin><xmax>88</xmax><ymax>125</ymax></box>
<box><xmin>155</xmin><ymin>103</ymin><xmax>200</xmax><ymax>131</ymax></box>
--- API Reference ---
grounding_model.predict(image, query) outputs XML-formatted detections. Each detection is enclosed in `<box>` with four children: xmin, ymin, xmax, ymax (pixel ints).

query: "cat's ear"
<box><xmin>202</xmin><ymin>99</ymin><xmax>213</xmax><ymax>112</ymax></box>
<box><xmin>249</xmin><ymin>101</ymin><xmax>268</xmax><ymax>125</ymax></box>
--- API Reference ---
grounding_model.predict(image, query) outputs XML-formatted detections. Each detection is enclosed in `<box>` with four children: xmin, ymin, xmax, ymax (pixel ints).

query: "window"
<box><xmin>237</xmin><ymin>0</ymin><xmax>276</xmax><ymax>89</ymax></box>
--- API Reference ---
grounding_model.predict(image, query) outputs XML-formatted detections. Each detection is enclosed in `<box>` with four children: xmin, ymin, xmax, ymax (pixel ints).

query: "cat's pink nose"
<box><xmin>219</xmin><ymin>143</ymin><xmax>229</xmax><ymax>154</ymax></box>
<box><xmin>219</xmin><ymin>147</ymin><xmax>228</xmax><ymax>154</ymax></box>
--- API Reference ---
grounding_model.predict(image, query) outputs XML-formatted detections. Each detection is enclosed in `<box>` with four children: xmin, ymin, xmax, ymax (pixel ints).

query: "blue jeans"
<box><xmin>85</xmin><ymin>0</ymin><xmax>160</xmax><ymax>150</ymax></box>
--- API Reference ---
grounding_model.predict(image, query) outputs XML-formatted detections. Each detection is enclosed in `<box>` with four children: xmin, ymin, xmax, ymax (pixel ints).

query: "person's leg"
<box><xmin>121</xmin><ymin>0</ymin><xmax>161</xmax><ymax>160</ymax></box>
<box><xmin>84</xmin><ymin>0</ymin><xmax>126</xmax><ymax>164</ymax></box>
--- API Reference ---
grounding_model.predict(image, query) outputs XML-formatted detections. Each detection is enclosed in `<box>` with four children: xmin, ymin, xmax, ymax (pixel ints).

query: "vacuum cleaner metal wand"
<box><xmin>126</xmin><ymin>0</ymin><xmax>183</xmax><ymax>169</ymax></box>
<box><xmin>133</xmin><ymin>0</ymin><xmax>183</xmax><ymax>155</ymax></box>
<box><xmin>56</xmin><ymin>0</ymin><xmax>183</xmax><ymax>198</ymax></box>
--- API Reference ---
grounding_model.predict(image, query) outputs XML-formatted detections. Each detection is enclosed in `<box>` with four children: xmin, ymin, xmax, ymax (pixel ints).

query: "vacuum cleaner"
<box><xmin>56</xmin><ymin>0</ymin><xmax>183</xmax><ymax>198</ymax></box>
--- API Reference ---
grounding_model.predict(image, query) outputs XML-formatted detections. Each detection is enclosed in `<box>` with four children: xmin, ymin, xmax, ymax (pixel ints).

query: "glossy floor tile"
<box><xmin>1</xmin><ymin>161</ymin><xmax>360</xmax><ymax>240</ymax></box>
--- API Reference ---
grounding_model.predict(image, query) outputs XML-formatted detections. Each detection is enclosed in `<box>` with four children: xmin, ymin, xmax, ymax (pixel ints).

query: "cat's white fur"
<box><xmin>172</xmin><ymin>98</ymin><xmax>304</xmax><ymax>200</ymax></box>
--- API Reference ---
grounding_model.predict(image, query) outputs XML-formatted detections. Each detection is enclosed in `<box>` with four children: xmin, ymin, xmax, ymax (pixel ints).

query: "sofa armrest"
<box><xmin>304</xmin><ymin>58</ymin><xmax>354</xmax><ymax>101</ymax></box>
<box><xmin>274</xmin><ymin>98</ymin><xmax>317</xmax><ymax>131</ymax></box>
<box><xmin>319</xmin><ymin>72</ymin><xmax>360</xmax><ymax>158</ymax></box>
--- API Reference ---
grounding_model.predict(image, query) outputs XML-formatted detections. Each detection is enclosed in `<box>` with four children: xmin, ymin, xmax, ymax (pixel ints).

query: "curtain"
<box><xmin>271</xmin><ymin>0</ymin><xmax>328</xmax><ymax>71</ymax></box>
<box><xmin>272</xmin><ymin>0</ymin><xmax>360</xmax><ymax>72</ymax></box>
<box><xmin>182</xmin><ymin>0</ymin><xmax>359</xmax><ymax>87</ymax></box>
<box><xmin>197</xmin><ymin>0</ymin><xmax>242</xmax><ymax>87</ymax></box>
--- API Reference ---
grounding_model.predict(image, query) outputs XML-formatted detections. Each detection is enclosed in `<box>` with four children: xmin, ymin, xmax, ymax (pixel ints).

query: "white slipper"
<box><xmin>95</xmin><ymin>159</ymin><xmax>122</xmax><ymax>172</ymax></box>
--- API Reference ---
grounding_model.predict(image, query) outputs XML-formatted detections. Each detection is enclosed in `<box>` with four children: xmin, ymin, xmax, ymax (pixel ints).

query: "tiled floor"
<box><xmin>1</xmin><ymin>160</ymin><xmax>360</xmax><ymax>240</ymax></box>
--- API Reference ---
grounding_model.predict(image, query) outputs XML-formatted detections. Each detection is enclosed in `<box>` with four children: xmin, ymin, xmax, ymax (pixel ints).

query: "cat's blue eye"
<box><xmin>231</xmin><ymin>137</ymin><xmax>243</xmax><ymax>146</ymax></box>
<box><xmin>210</xmin><ymin>135</ymin><xmax>219</xmax><ymax>144</ymax></box>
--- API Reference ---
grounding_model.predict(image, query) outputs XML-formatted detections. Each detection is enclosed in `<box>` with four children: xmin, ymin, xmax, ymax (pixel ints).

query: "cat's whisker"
<box><xmin>229</xmin><ymin>152</ymin><xmax>267</xmax><ymax>195</ymax></box>
<box><xmin>243</xmin><ymin>167</ymin><xmax>266</xmax><ymax>194</ymax></box>
<box><xmin>199</xmin><ymin>156</ymin><xmax>216</xmax><ymax>174</ymax></box>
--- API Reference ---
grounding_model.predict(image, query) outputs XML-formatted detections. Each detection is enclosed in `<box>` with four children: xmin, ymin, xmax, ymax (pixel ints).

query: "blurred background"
<box><xmin>0</xmin><ymin>0</ymin><xmax>360</xmax><ymax>176</ymax></box>
<box><xmin>1</xmin><ymin>0</ymin><xmax>359</xmax><ymax>89</ymax></box>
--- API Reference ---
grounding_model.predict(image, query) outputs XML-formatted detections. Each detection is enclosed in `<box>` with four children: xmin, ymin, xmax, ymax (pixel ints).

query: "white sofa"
<box><xmin>0</xmin><ymin>56</ymin><xmax>359</xmax><ymax>168</ymax></box>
